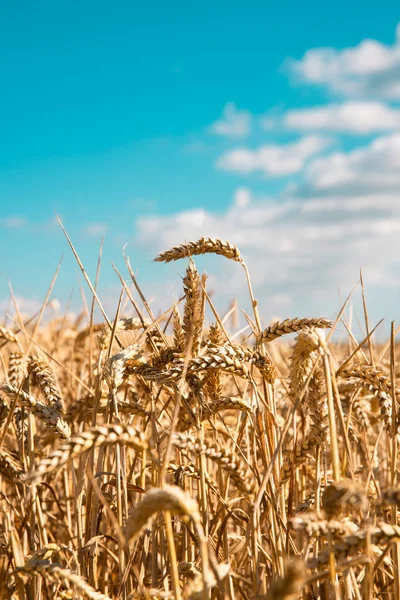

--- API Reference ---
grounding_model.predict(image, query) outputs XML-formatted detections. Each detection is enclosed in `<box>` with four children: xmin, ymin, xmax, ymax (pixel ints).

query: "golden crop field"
<box><xmin>0</xmin><ymin>235</ymin><xmax>399</xmax><ymax>600</ymax></box>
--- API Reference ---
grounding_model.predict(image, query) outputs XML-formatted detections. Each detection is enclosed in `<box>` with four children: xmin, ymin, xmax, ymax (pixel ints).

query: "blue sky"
<box><xmin>1</xmin><ymin>1</ymin><xmax>400</xmax><ymax>334</ymax></box>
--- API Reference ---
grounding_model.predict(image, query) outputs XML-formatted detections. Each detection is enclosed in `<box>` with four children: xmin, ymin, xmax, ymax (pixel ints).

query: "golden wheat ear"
<box><xmin>154</xmin><ymin>237</ymin><xmax>243</xmax><ymax>263</ymax></box>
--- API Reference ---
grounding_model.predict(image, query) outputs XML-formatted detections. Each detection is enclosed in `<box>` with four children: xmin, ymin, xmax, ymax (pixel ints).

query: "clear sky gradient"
<box><xmin>1</xmin><ymin>1</ymin><xmax>400</xmax><ymax>334</ymax></box>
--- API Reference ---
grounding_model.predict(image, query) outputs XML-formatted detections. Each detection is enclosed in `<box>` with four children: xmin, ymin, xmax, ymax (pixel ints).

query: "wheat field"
<box><xmin>0</xmin><ymin>234</ymin><xmax>399</xmax><ymax>600</ymax></box>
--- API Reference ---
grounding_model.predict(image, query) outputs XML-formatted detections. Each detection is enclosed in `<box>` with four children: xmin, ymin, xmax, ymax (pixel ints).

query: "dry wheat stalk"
<box><xmin>0</xmin><ymin>393</ymin><xmax>9</xmax><ymax>429</ymax></box>
<box><xmin>182</xmin><ymin>262</ymin><xmax>203</xmax><ymax>356</ymax></box>
<box><xmin>0</xmin><ymin>325</ymin><xmax>21</xmax><ymax>346</ymax></box>
<box><xmin>258</xmin><ymin>317</ymin><xmax>332</xmax><ymax>344</ymax></box>
<box><xmin>291</xmin><ymin>513</ymin><xmax>358</xmax><ymax>539</ymax></box>
<box><xmin>74</xmin><ymin>323</ymin><xmax>106</xmax><ymax>347</ymax></box>
<box><xmin>296</xmin><ymin>485</ymin><xmax>328</xmax><ymax>513</ymax></box>
<box><xmin>0</xmin><ymin>383</ymin><xmax>71</xmax><ymax>439</ymax></box>
<box><xmin>177</xmin><ymin>396</ymin><xmax>252</xmax><ymax>432</ymax></box>
<box><xmin>265</xmin><ymin>559</ymin><xmax>305</xmax><ymax>600</ymax></box>
<box><xmin>203</xmin><ymin>323</ymin><xmax>224</xmax><ymax>401</ymax></box>
<box><xmin>28</xmin><ymin>355</ymin><xmax>65</xmax><ymax>414</ymax></box>
<box><xmin>125</xmin><ymin>351</ymin><xmax>249</xmax><ymax>382</ymax></box>
<box><xmin>382</xmin><ymin>488</ymin><xmax>400</xmax><ymax>506</ymax></box>
<box><xmin>124</xmin><ymin>484</ymin><xmax>201</xmax><ymax>542</ymax></box>
<box><xmin>28</xmin><ymin>424</ymin><xmax>149</xmax><ymax>481</ymax></box>
<box><xmin>339</xmin><ymin>364</ymin><xmax>398</xmax><ymax>432</ymax></box>
<box><xmin>182</xmin><ymin>561</ymin><xmax>229</xmax><ymax>599</ymax></box>
<box><xmin>340</xmin><ymin>364</ymin><xmax>399</xmax><ymax>399</ymax></box>
<box><xmin>172</xmin><ymin>306</ymin><xmax>185</xmax><ymax>351</ymax></box>
<box><xmin>289</xmin><ymin>329</ymin><xmax>323</xmax><ymax>399</ymax></box>
<box><xmin>128</xmin><ymin>590</ymin><xmax>173</xmax><ymax>600</ymax></box>
<box><xmin>0</xmin><ymin>446</ymin><xmax>25</xmax><ymax>481</ymax></box>
<box><xmin>167</xmin><ymin>462</ymin><xmax>219</xmax><ymax>491</ymax></box>
<box><xmin>322</xmin><ymin>480</ymin><xmax>368</xmax><ymax>518</ymax></box>
<box><xmin>17</xmin><ymin>557</ymin><xmax>112</xmax><ymax>600</ymax></box>
<box><xmin>8</xmin><ymin>352</ymin><xmax>27</xmax><ymax>387</ymax></box>
<box><xmin>66</xmin><ymin>396</ymin><xmax>149</xmax><ymax>422</ymax></box>
<box><xmin>307</xmin><ymin>522</ymin><xmax>400</xmax><ymax>568</ymax></box>
<box><xmin>188</xmin><ymin>351</ymin><xmax>249</xmax><ymax>378</ymax></box>
<box><xmin>155</xmin><ymin>237</ymin><xmax>242</xmax><ymax>263</ymax></box>
<box><xmin>103</xmin><ymin>343</ymin><xmax>144</xmax><ymax>389</ymax></box>
<box><xmin>280</xmin><ymin>425</ymin><xmax>325</xmax><ymax>484</ymax></box>
<box><xmin>152</xmin><ymin>347</ymin><xmax>182</xmax><ymax>369</ymax></box>
<box><xmin>173</xmin><ymin>432</ymin><xmax>255</xmax><ymax>494</ymax></box>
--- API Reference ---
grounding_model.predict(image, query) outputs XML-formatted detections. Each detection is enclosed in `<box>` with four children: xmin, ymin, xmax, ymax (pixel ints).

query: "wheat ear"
<box><xmin>173</xmin><ymin>432</ymin><xmax>255</xmax><ymax>494</ymax></box>
<box><xmin>182</xmin><ymin>262</ymin><xmax>203</xmax><ymax>356</ymax></box>
<box><xmin>28</xmin><ymin>424</ymin><xmax>148</xmax><ymax>482</ymax></box>
<box><xmin>124</xmin><ymin>484</ymin><xmax>200</xmax><ymax>542</ymax></box>
<box><xmin>258</xmin><ymin>317</ymin><xmax>332</xmax><ymax>344</ymax></box>
<box><xmin>0</xmin><ymin>383</ymin><xmax>71</xmax><ymax>439</ymax></box>
<box><xmin>28</xmin><ymin>355</ymin><xmax>65</xmax><ymax>414</ymax></box>
<box><xmin>17</xmin><ymin>557</ymin><xmax>112</xmax><ymax>600</ymax></box>
<box><xmin>308</xmin><ymin>522</ymin><xmax>400</xmax><ymax>568</ymax></box>
<box><xmin>155</xmin><ymin>237</ymin><xmax>242</xmax><ymax>263</ymax></box>
<box><xmin>339</xmin><ymin>364</ymin><xmax>398</xmax><ymax>431</ymax></box>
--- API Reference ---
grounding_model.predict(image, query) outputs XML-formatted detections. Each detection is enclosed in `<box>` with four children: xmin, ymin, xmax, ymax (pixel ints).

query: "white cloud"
<box><xmin>136</xmin><ymin>192</ymin><xmax>400</xmax><ymax>322</ymax></box>
<box><xmin>84</xmin><ymin>223</ymin><xmax>107</xmax><ymax>237</ymax></box>
<box><xmin>2</xmin><ymin>217</ymin><xmax>27</xmax><ymax>229</ymax></box>
<box><xmin>283</xmin><ymin>102</ymin><xmax>400</xmax><ymax>134</ymax></box>
<box><xmin>135</xmin><ymin>131</ymin><xmax>400</xmax><ymax>321</ymax></box>
<box><xmin>209</xmin><ymin>103</ymin><xmax>251</xmax><ymax>137</ymax></box>
<box><xmin>216</xmin><ymin>135</ymin><xmax>330</xmax><ymax>176</ymax></box>
<box><xmin>0</xmin><ymin>295</ymin><xmax>44</xmax><ymax>317</ymax></box>
<box><xmin>287</xmin><ymin>23</ymin><xmax>400</xmax><ymax>99</ymax></box>
<box><xmin>301</xmin><ymin>132</ymin><xmax>400</xmax><ymax>194</ymax></box>
<box><xmin>233</xmin><ymin>187</ymin><xmax>252</xmax><ymax>208</ymax></box>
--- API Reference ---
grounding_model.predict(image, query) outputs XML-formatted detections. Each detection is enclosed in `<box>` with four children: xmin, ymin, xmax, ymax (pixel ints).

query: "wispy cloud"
<box><xmin>209</xmin><ymin>103</ymin><xmax>251</xmax><ymax>137</ymax></box>
<box><xmin>286</xmin><ymin>23</ymin><xmax>400</xmax><ymax>99</ymax></box>
<box><xmin>216</xmin><ymin>136</ymin><xmax>331</xmax><ymax>176</ymax></box>
<box><xmin>2</xmin><ymin>217</ymin><xmax>27</xmax><ymax>229</ymax></box>
<box><xmin>300</xmin><ymin>132</ymin><xmax>400</xmax><ymax>194</ymax></box>
<box><xmin>280</xmin><ymin>102</ymin><xmax>400</xmax><ymax>134</ymax></box>
<box><xmin>84</xmin><ymin>223</ymin><xmax>107</xmax><ymax>237</ymax></box>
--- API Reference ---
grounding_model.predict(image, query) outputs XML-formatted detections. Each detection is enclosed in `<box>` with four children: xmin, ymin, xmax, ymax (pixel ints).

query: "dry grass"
<box><xmin>0</xmin><ymin>233</ymin><xmax>399</xmax><ymax>600</ymax></box>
